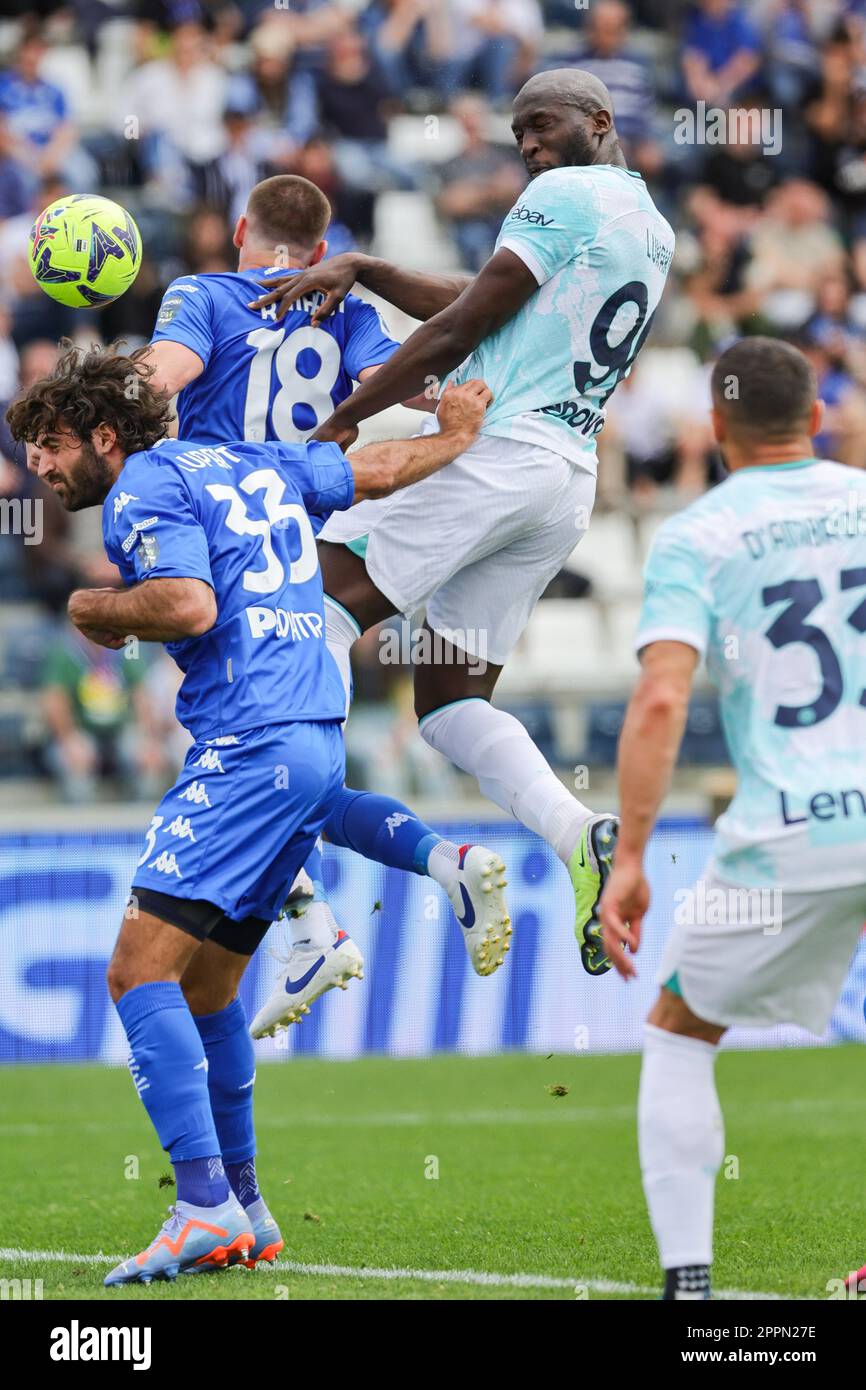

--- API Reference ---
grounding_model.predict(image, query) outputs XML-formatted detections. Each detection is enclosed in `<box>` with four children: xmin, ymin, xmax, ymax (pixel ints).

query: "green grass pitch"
<box><xmin>1</xmin><ymin>1047</ymin><xmax>863</xmax><ymax>1300</ymax></box>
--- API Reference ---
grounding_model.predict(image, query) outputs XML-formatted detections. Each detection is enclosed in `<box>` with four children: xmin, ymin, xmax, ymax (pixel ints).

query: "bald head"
<box><xmin>511</xmin><ymin>68</ymin><xmax>623</xmax><ymax>177</ymax></box>
<box><xmin>516</xmin><ymin>68</ymin><xmax>615</xmax><ymax>118</ymax></box>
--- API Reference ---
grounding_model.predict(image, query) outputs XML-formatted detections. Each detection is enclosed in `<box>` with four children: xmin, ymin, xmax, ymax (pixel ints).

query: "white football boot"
<box><xmin>250</xmin><ymin>888</ymin><xmax>364</xmax><ymax>1038</ymax></box>
<box><xmin>447</xmin><ymin>844</ymin><xmax>511</xmax><ymax>977</ymax></box>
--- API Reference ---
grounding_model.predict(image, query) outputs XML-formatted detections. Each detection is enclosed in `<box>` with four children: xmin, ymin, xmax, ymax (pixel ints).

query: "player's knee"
<box><xmin>106</xmin><ymin>952</ymin><xmax>136</xmax><ymax>1004</ymax></box>
<box><xmin>182</xmin><ymin>978</ymin><xmax>235</xmax><ymax>1017</ymax></box>
<box><xmin>648</xmin><ymin>987</ymin><xmax>724</xmax><ymax>1044</ymax></box>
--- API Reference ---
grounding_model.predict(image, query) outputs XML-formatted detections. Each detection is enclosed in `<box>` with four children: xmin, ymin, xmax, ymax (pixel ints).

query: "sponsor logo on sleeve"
<box><xmin>156</xmin><ymin>295</ymin><xmax>183</xmax><ymax>325</ymax></box>
<box><xmin>121</xmin><ymin>516</ymin><xmax>158</xmax><ymax>554</ymax></box>
<box><xmin>509</xmin><ymin>204</ymin><xmax>554</xmax><ymax>227</ymax></box>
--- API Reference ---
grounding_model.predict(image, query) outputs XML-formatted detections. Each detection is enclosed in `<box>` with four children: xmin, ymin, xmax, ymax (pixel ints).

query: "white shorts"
<box><xmin>657</xmin><ymin>868</ymin><xmax>866</xmax><ymax>1035</ymax></box>
<box><xmin>320</xmin><ymin>433</ymin><xmax>595</xmax><ymax>665</ymax></box>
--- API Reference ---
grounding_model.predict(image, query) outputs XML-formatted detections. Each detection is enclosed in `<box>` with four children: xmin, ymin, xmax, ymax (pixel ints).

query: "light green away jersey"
<box><xmin>636</xmin><ymin>459</ymin><xmax>866</xmax><ymax>890</ymax></box>
<box><xmin>445</xmin><ymin>164</ymin><xmax>675</xmax><ymax>470</ymax></box>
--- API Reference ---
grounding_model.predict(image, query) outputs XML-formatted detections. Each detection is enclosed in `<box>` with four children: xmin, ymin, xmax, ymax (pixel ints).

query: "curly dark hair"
<box><xmin>6</xmin><ymin>341</ymin><xmax>173</xmax><ymax>453</ymax></box>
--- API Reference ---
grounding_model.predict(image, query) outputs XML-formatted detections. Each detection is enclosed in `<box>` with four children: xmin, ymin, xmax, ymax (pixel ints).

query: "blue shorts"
<box><xmin>132</xmin><ymin>720</ymin><xmax>345</xmax><ymax>924</ymax></box>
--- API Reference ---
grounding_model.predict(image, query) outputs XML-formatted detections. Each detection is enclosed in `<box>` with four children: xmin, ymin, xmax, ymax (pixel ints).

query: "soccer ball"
<box><xmin>28</xmin><ymin>194</ymin><xmax>142</xmax><ymax>308</ymax></box>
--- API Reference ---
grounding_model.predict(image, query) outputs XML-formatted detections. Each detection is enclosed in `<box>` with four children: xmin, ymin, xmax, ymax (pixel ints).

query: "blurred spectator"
<box><xmin>0</xmin><ymin>118</ymin><xmax>30</xmax><ymax>222</ymax></box>
<box><xmin>435</xmin><ymin>94</ymin><xmax>524</xmax><ymax>270</ymax></box>
<box><xmin>681</xmin><ymin>0</ymin><xmax>763</xmax><ymax>106</ymax></box>
<box><xmin>803</xmin><ymin>21</ymin><xmax>857</xmax><ymax>176</ymax></box>
<box><xmin>794</xmin><ymin>330</ymin><xmax>866</xmax><ymax>467</ymax></box>
<box><xmin>0</xmin><ymin>32</ymin><xmax>91</xmax><ymax>196</ymax></box>
<box><xmin>40</xmin><ymin>628</ymin><xmax>170</xmax><ymax>803</ymax></box>
<box><xmin>744</xmin><ymin>180</ymin><xmax>846</xmax><ymax>327</ymax></box>
<box><xmin>601</xmin><ymin>347</ymin><xmax>718</xmax><ymax>499</ymax></box>
<box><xmin>192</xmin><ymin>79</ymin><xmax>279</xmax><ymax>224</ymax></box>
<box><xmin>540</xmin><ymin>0</ymin><xmax>662</xmax><ymax>177</ymax></box>
<box><xmin>360</xmin><ymin>0</ymin><xmax>452</xmax><ymax>101</ymax></box>
<box><xmin>182</xmin><ymin>206</ymin><xmax>235</xmax><ymax>273</ymax></box>
<box><xmin>440</xmin><ymin>0</ymin><xmax>543</xmax><ymax>106</ymax></box>
<box><xmin>681</xmin><ymin>187</ymin><xmax>761</xmax><ymax>345</ymax></box>
<box><xmin>806</xmin><ymin>267</ymin><xmax>866</xmax><ymax>381</ymax></box>
<box><xmin>310</xmin><ymin>27</ymin><xmax>419</xmax><ymax>195</ymax></box>
<box><xmin>0</xmin><ymin>442</ymin><xmax>78</xmax><ymax>609</ymax></box>
<box><xmin>701</xmin><ymin>101</ymin><xmax>781</xmax><ymax>207</ymax></box>
<box><xmin>292</xmin><ymin>134</ymin><xmax>370</xmax><ymax>243</ymax></box>
<box><xmin>766</xmin><ymin>0</ymin><xmax>820</xmax><ymax>112</ymax></box>
<box><xmin>120</xmin><ymin>20</ymin><xmax>229</xmax><ymax>205</ymax></box>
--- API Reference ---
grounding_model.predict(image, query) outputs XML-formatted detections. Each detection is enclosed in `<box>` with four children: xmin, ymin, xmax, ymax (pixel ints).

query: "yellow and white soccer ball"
<box><xmin>28</xmin><ymin>194</ymin><xmax>142</xmax><ymax>308</ymax></box>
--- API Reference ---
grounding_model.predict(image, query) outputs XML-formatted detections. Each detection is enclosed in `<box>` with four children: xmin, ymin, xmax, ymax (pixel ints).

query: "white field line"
<box><xmin>0</xmin><ymin>1247</ymin><xmax>795</xmax><ymax>1300</ymax></box>
<box><xmin>0</xmin><ymin>1094</ymin><xmax>854</xmax><ymax>1138</ymax></box>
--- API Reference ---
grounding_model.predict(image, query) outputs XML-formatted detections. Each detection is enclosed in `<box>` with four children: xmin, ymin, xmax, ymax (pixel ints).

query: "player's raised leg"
<box><xmin>318</xmin><ymin>544</ymin><xmax>616</xmax><ymax>975</ymax></box>
<box><xmin>255</xmin><ymin>836</ymin><xmax>365</xmax><ymax>1036</ymax></box>
<box><xmin>181</xmin><ymin>935</ymin><xmax>284</xmax><ymax>1268</ymax></box>
<box><xmin>411</xmin><ymin>629</ymin><xmax>617</xmax><ymax>975</ymax></box>
<box><xmin>103</xmin><ymin>910</ymin><xmax>255</xmax><ymax>1286</ymax></box>
<box><xmin>251</xmin><ymin>788</ymin><xmax>510</xmax><ymax>1038</ymax></box>
<box><xmin>325</xmin><ymin>788</ymin><xmax>510</xmax><ymax>975</ymax></box>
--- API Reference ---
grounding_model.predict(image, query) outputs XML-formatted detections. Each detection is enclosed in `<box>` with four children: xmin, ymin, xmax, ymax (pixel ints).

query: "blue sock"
<box><xmin>225</xmin><ymin>1158</ymin><xmax>261</xmax><ymax>1208</ymax></box>
<box><xmin>192</xmin><ymin>998</ymin><xmax>260</xmax><ymax>1208</ymax></box>
<box><xmin>324</xmin><ymin>788</ymin><xmax>441</xmax><ymax>876</ymax></box>
<box><xmin>116</xmin><ymin>981</ymin><xmax>228</xmax><ymax>1207</ymax></box>
<box><xmin>173</xmin><ymin>1156</ymin><xmax>231</xmax><ymax>1207</ymax></box>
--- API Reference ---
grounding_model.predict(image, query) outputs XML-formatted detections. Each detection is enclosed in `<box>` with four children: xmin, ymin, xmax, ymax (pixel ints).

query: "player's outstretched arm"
<box><xmin>249</xmin><ymin>252</ymin><xmax>473</xmax><ymax>326</ymax></box>
<box><xmin>140</xmin><ymin>340</ymin><xmax>205</xmax><ymax>398</ymax></box>
<box><xmin>67</xmin><ymin>577</ymin><xmax>217</xmax><ymax>646</ymax></box>
<box><xmin>312</xmin><ymin>249</ymin><xmax>536</xmax><ymax>445</ymax></box>
<box><xmin>599</xmin><ymin>641</ymin><xmax>698</xmax><ymax>979</ymax></box>
<box><xmin>348</xmin><ymin>380</ymin><xmax>492</xmax><ymax>503</ymax></box>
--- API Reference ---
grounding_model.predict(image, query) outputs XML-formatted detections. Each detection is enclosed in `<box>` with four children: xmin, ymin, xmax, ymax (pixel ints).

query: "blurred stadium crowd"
<box><xmin>2</xmin><ymin>0</ymin><xmax>866</xmax><ymax>803</ymax></box>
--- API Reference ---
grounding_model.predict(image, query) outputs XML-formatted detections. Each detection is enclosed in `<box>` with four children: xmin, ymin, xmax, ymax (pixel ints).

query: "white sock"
<box><xmin>324</xmin><ymin>595</ymin><xmax>359</xmax><ymax>717</ymax></box>
<box><xmin>289</xmin><ymin>899</ymin><xmax>337</xmax><ymax>950</ymax></box>
<box><xmin>426</xmin><ymin>839</ymin><xmax>461</xmax><ymax>896</ymax></box>
<box><xmin>638</xmin><ymin>1023</ymin><xmax>723</xmax><ymax>1271</ymax></box>
<box><xmin>419</xmin><ymin>699</ymin><xmax>592</xmax><ymax>862</ymax></box>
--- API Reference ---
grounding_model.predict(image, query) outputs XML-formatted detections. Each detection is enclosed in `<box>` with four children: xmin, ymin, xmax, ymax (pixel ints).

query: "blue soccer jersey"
<box><xmin>150</xmin><ymin>266</ymin><xmax>400</xmax><ymax>443</ymax></box>
<box><xmin>103</xmin><ymin>436</ymin><xmax>354</xmax><ymax>740</ymax></box>
<box><xmin>636</xmin><ymin>458</ymin><xmax>866</xmax><ymax>890</ymax></box>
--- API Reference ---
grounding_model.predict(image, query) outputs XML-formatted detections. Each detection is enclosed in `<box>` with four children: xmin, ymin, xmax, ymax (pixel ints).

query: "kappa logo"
<box><xmin>147</xmin><ymin>850</ymin><xmax>182</xmax><ymax>878</ymax></box>
<box><xmin>179</xmin><ymin>780</ymin><xmax>212</xmax><ymax>807</ymax></box>
<box><xmin>194</xmin><ymin>748</ymin><xmax>225</xmax><ymax>773</ymax></box>
<box><xmin>113</xmin><ymin>491</ymin><xmax>139</xmax><ymax>521</ymax></box>
<box><xmin>509</xmin><ymin>203</ymin><xmax>554</xmax><ymax>227</ymax></box>
<box><xmin>166</xmin><ymin>814</ymin><xmax>196</xmax><ymax>842</ymax></box>
<box><xmin>385</xmin><ymin>812</ymin><xmax>413</xmax><ymax>838</ymax></box>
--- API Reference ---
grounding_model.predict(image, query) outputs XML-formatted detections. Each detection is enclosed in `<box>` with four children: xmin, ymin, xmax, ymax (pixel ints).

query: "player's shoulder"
<box><xmin>161</xmin><ymin>273</ymin><xmax>212</xmax><ymax>300</ymax></box>
<box><xmin>811</xmin><ymin>457</ymin><xmax>866</xmax><ymax>492</ymax></box>
<box><xmin>651</xmin><ymin>481</ymin><xmax>741</xmax><ymax>559</ymax></box>
<box><xmin>110</xmin><ymin>441</ymin><xmax>183</xmax><ymax>494</ymax></box>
